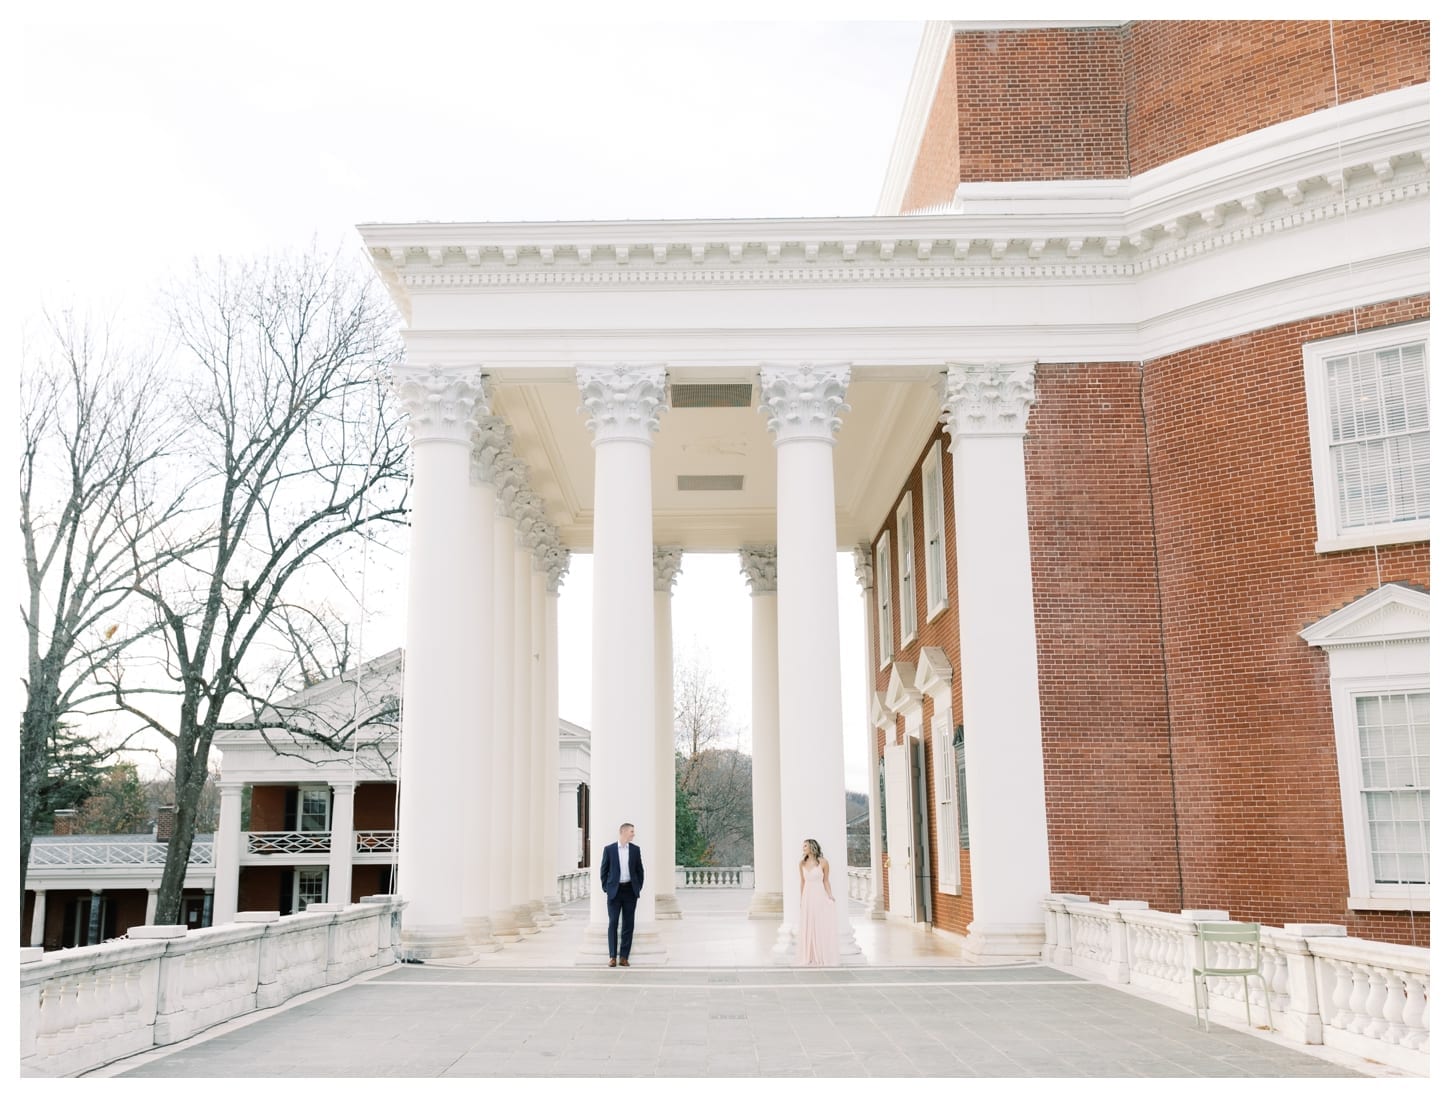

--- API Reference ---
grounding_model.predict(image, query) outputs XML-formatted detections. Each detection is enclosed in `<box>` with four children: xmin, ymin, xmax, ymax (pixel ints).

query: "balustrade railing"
<box><xmin>846</xmin><ymin>867</ymin><xmax>870</xmax><ymax>901</ymax></box>
<box><xmin>556</xmin><ymin>870</ymin><xmax>590</xmax><ymax>903</ymax></box>
<box><xmin>20</xmin><ymin>897</ymin><xmax>406</xmax><ymax>1078</ymax></box>
<box><xmin>678</xmin><ymin>866</ymin><xmax>752</xmax><ymax>888</ymax></box>
<box><xmin>1043</xmin><ymin>895</ymin><xmax>1429</xmax><ymax>1076</ymax></box>
<box><xmin>353</xmin><ymin>831</ymin><xmax>397</xmax><ymax>854</ymax></box>
<box><xmin>245</xmin><ymin>831</ymin><xmax>331</xmax><ymax>856</ymax></box>
<box><xmin>29</xmin><ymin>842</ymin><xmax>214</xmax><ymax>868</ymax></box>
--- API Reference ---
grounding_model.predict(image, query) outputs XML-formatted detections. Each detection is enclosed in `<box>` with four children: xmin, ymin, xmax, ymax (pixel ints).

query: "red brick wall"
<box><xmin>238</xmin><ymin>865</ymin><xmax>287</xmax><ymax>914</ymax></box>
<box><xmin>1123</xmin><ymin>21</ymin><xmax>1430</xmax><ymax>175</ymax></box>
<box><xmin>354</xmin><ymin>783</ymin><xmax>398</xmax><ymax>830</ymax></box>
<box><xmin>937</xmin><ymin>22</ymin><xmax>1428</xmax><ymax>184</ymax></box>
<box><xmin>1024</xmin><ymin>363</ymin><xmax>1184</xmax><ymax>911</ymax></box>
<box><xmin>1141</xmin><ymin>296</ymin><xmax>1430</xmax><ymax>946</ymax></box>
<box><xmin>900</xmin><ymin>49</ymin><xmax>961</xmax><ymax>212</ymax></box>
<box><xmin>248</xmin><ymin>785</ymin><xmax>287</xmax><ymax>831</ymax></box>
<box><xmin>869</xmin><ymin>426</ymin><xmax>972</xmax><ymax>934</ymax></box>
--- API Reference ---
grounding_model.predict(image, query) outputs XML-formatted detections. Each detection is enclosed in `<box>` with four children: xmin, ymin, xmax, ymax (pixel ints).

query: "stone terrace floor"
<box><xmin>89</xmin><ymin>890</ymin><xmax>1405</xmax><ymax>1082</ymax></box>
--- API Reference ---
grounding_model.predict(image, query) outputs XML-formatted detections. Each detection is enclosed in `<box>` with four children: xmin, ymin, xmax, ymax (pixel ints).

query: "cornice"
<box><xmin>361</xmin><ymin>85</ymin><xmax>1427</xmax><ymax>304</ymax></box>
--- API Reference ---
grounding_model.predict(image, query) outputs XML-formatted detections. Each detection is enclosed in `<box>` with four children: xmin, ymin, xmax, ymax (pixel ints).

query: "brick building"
<box><xmin>863</xmin><ymin>20</ymin><xmax>1429</xmax><ymax>952</ymax></box>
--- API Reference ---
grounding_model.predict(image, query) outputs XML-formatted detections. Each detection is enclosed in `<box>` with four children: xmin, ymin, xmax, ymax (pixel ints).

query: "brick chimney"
<box><xmin>52</xmin><ymin>809</ymin><xmax>78</xmax><ymax>836</ymax></box>
<box><xmin>156</xmin><ymin>805</ymin><xmax>176</xmax><ymax>843</ymax></box>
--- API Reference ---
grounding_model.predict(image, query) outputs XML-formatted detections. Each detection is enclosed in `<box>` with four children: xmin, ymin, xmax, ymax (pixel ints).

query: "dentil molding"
<box><xmin>392</xmin><ymin>365</ymin><xmax>486</xmax><ymax>445</ymax></box>
<box><xmin>759</xmin><ymin>364</ymin><xmax>851</xmax><ymax>444</ymax></box>
<box><xmin>576</xmin><ymin>364</ymin><xmax>668</xmax><ymax>444</ymax></box>
<box><xmin>739</xmin><ymin>545</ymin><xmax>778</xmax><ymax>595</ymax></box>
<box><xmin>940</xmin><ymin>363</ymin><xmax>1037</xmax><ymax>439</ymax></box>
<box><xmin>653</xmin><ymin>546</ymin><xmax>684</xmax><ymax>592</ymax></box>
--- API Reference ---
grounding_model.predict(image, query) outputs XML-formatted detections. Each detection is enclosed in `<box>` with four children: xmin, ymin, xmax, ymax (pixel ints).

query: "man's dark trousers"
<box><xmin>608</xmin><ymin>887</ymin><xmax>638</xmax><ymax>960</ymax></box>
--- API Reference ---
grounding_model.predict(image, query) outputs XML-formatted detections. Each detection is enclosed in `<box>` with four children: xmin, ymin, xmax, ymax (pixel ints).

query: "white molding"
<box><xmin>1300</xmin><ymin>583</ymin><xmax>1429</xmax><ymax>650</ymax></box>
<box><xmin>876</xmin><ymin>21</ymin><xmax>954</xmax><ymax>217</ymax></box>
<box><xmin>883</xmin><ymin>661</ymin><xmax>921</xmax><ymax>715</ymax></box>
<box><xmin>913</xmin><ymin>647</ymin><xmax>953</xmax><ymax>705</ymax></box>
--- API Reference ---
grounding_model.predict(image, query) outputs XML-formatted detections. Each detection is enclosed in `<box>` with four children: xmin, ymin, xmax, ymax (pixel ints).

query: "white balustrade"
<box><xmin>244</xmin><ymin>831</ymin><xmax>332</xmax><ymax>856</ymax></box>
<box><xmin>29</xmin><ymin>841</ymin><xmax>214</xmax><ymax>867</ymax></box>
<box><xmin>556</xmin><ymin>870</ymin><xmax>590</xmax><ymax>903</ymax></box>
<box><xmin>846</xmin><ymin>867</ymin><xmax>870</xmax><ymax>901</ymax></box>
<box><xmin>20</xmin><ymin>897</ymin><xmax>407</xmax><ymax>1078</ymax></box>
<box><xmin>680</xmin><ymin>866</ymin><xmax>750</xmax><ymax>888</ymax></box>
<box><xmin>1043</xmin><ymin>897</ymin><xmax>1430</xmax><ymax>1076</ymax></box>
<box><xmin>354</xmin><ymin>831</ymin><xmax>398</xmax><ymax>854</ymax></box>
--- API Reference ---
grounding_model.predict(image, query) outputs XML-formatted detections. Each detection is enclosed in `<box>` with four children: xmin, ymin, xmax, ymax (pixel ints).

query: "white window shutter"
<box><xmin>932</xmin><ymin>712</ymin><xmax>960</xmax><ymax>895</ymax></box>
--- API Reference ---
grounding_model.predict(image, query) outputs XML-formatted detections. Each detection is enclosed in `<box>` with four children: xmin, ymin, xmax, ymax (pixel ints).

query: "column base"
<box><xmin>399</xmin><ymin>925</ymin><xmax>476</xmax><ymax>962</ymax></box>
<box><xmin>513</xmin><ymin>903</ymin><xmax>543</xmax><ymax>933</ymax></box>
<box><xmin>747</xmin><ymin>891</ymin><xmax>783</xmax><ymax>920</ymax></box>
<box><xmin>489</xmin><ymin>908</ymin><xmax>525</xmax><ymax>943</ymax></box>
<box><xmin>961</xmin><ymin>920</ymin><xmax>1048</xmax><ymax>964</ymax></box>
<box><xmin>864</xmin><ymin>895</ymin><xmax>887</xmax><ymax>921</ymax></box>
<box><xmin>654</xmin><ymin>893</ymin><xmax>683</xmax><ymax>920</ymax></box>
<box><xmin>461</xmin><ymin>915</ymin><xmax>502</xmax><ymax>953</ymax></box>
<box><xmin>542</xmin><ymin>898</ymin><xmax>568</xmax><ymax>922</ymax></box>
<box><xmin>574</xmin><ymin>922</ymin><xmax>669</xmax><ymax>966</ymax></box>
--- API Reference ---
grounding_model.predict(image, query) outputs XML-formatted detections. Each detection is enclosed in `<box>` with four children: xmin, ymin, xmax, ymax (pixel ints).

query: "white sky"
<box><xmin>12</xmin><ymin>3</ymin><xmax>931</xmax><ymax>793</ymax></box>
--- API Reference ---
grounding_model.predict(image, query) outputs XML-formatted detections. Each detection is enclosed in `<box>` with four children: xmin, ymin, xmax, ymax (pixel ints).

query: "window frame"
<box><xmin>896</xmin><ymin>494</ymin><xmax>918</xmax><ymax>646</ymax></box>
<box><xmin>874</xmin><ymin>532</ymin><xmax>893</xmax><ymax>670</ymax></box>
<box><xmin>1302</xmin><ymin>321</ymin><xmax>1430</xmax><ymax>553</ymax></box>
<box><xmin>920</xmin><ymin>440</ymin><xmax>949</xmax><ymax>620</ymax></box>
<box><xmin>298</xmin><ymin>787</ymin><xmax>331</xmax><ymax>833</ymax></box>
<box><xmin>294</xmin><ymin>867</ymin><xmax>328</xmax><ymax>912</ymax></box>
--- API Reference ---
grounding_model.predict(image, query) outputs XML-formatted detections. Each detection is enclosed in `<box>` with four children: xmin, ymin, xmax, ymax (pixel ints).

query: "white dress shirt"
<box><xmin>617</xmin><ymin>842</ymin><xmax>631</xmax><ymax>883</ymax></box>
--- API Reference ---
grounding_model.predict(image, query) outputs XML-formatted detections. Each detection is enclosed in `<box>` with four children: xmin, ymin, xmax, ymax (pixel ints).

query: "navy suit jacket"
<box><xmin>600</xmin><ymin>841</ymin><xmax>644</xmax><ymax>899</ymax></box>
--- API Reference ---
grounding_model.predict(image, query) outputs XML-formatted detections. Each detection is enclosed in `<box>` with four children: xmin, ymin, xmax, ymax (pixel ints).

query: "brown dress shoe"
<box><xmin>608</xmin><ymin>957</ymin><xmax>617</xmax><ymax>967</ymax></box>
<box><xmin>619</xmin><ymin>958</ymin><xmax>630</xmax><ymax>967</ymax></box>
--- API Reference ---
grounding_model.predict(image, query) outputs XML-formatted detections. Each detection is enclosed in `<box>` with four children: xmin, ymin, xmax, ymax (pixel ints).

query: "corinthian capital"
<box><xmin>653</xmin><ymin>546</ymin><xmax>684</xmax><ymax>593</ymax></box>
<box><xmin>393</xmin><ymin>366</ymin><xmax>488</xmax><ymax>445</ymax></box>
<box><xmin>852</xmin><ymin>543</ymin><xmax>873</xmax><ymax>592</ymax></box>
<box><xmin>758</xmin><ymin>363</ymin><xmax>850</xmax><ymax>444</ymax></box>
<box><xmin>533</xmin><ymin>525</ymin><xmax>560</xmax><ymax>569</ymax></box>
<box><xmin>545</xmin><ymin>546</ymin><xmax>572</xmax><ymax>594</ymax></box>
<box><xmin>493</xmin><ymin>456</ymin><xmax>528</xmax><ymax>517</ymax></box>
<box><xmin>739</xmin><ymin>545</ymin><xmax>777</xmax><ymax>595</ymax></box>
<box><xmin>576</xmin><ymin>364</ymin><xmax>668</xmax><ymax>444</ymax></box>
<box><xmin>939</xmin><ymin>362</ymin><xmax>1037</xmax><ymax>441</ymax></box>
<box><xmin>512</xmin><ymin>489</ymin><xmax>547</xmax><ymax>545</ymax></box>
<box><xmin>470</xmin><ymin>415</ymin><xmax>512</xmax><ymax>486</ymax></box>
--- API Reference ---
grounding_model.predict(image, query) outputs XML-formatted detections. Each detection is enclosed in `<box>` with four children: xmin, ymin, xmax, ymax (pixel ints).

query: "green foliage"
<box><xmin>30</xmin><ymin>723</ymin><xmax>108</xmax><ymax>833</ymax></box>
<box><xmin>675</xmin><ymin>774</ymin><xmax>708</xmax><ymax>867</ymax></box>
<box><xmin>76</xmin><ymin>762</ymin><xmax>151</xmax><ymax>834</ymax></box>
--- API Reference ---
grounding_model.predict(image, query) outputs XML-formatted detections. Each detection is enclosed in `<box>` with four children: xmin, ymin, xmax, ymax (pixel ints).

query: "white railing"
<box><xmin>353</xmin><ymin>831</ymin><xmax>397</xmax><ymax>854</ymax></box>
<box><xmin>557</xmin><ymin>870</ymin><xmax>591</xmax><ymax>903</ymax></box>
<box><xmin>20</xmin><ymin>897</ymin><xmax>405</xmax><ymax>1078</ymax></box>
<box><xmin>846</xmin><ymin>867</ymin><xmax>870</xmax><ymax>901</ymax></box>
<box><xmin>1043</xmin><ymin>895</ymin><xmax>1429</xmax><ymax>1075</ymax></box>
<box><xmin>30</xmin><ymin>841</ymin><xmax>214</xmax><ymax>867</ymax></box>
<box><xmin>676</xmin><ymin>866</ymin><xmax>754</xmax><ymax>888</ymax></box>
<box><xmin>244</xmin><ymin>831</ymin><xmax>331</xmax><ymax>856</ymax></box>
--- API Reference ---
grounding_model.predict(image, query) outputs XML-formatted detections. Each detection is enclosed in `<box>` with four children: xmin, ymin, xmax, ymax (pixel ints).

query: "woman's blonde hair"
<box><xmin>800</xmin><ymin>838</ymin><xmax>823</xmax><ymax>864</ymax></box>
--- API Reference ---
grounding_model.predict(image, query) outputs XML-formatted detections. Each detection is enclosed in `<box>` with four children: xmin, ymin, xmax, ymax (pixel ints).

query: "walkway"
<box><xmin>91</xmin><ymin>892</ymin><xmax>1380</xmax><ymax>1079</ymax></box>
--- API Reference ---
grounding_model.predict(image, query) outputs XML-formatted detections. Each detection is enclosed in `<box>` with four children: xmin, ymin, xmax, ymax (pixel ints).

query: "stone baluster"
<box><xmin>1381</xmin><ymin>969</ymin><xmax>1408</xmax><ymax>1045</ymax></box>
<box><xmin>1401</xmin><ymin>973</ymin><xmax>1428</xmax><ymax>1050</ymax></box>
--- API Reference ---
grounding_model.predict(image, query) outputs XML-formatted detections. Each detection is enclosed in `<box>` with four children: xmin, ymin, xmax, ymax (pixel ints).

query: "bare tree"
<box><xmin>674</xmin><ymin>650</ymin><xmax>752</xmax><ymax>865</ymax></box>
<box><xmin>98</xmin><ymin>250</ymin><xmax>410</xmax><ymax>923</ymax></box>
<box><xmin>19</xmin><ymin>313</ymin><xmax>187</xmax><ymax>898</ymax></box>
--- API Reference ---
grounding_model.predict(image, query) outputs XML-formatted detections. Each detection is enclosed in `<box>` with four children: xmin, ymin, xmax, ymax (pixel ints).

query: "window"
<box><xmin>1301</xmin><ymin>583</ymin><xmax>1429</xmax><ymax>910</ymax></box>
<box><xmin>1303</xmin><ymin>322</ymin><xmax>1429</xmax><ymax>552</ymax></box>
<box><xmin>954</xmin><ymin>725</ymin><xmax>969</xmax><ymax>848</ymax></box>
<box><xmin>1356</xmin><ymin>693</ymin><xmax>1429</xmax><ymax>888</ymax></box>
<box><xmin>931</xmin><ymin>709</ymin><xmax>960</xmax><ymax>895</ymax></box>
<box><xmin>299</xmin><ymin>788</ymin><xmax>330</xmax><ymax>832</ymax></box>
<box><xmin>921</xmin><ymin>441</ymin><xmax>949</xmax><ymax>618</ymax></box>
<box><xmin>897</xmin><ymin>495</ymin><xmax>917</xmax><ymax>644</ymax></box>
<box><xmin>295</xmin><ymin>868</ymin><xmax>328</xmax><ymax>911</ymax></box>
<box><xmin>874</xmin><ymin>533</ymin><xmax>893</xmax><ymax>668</ymax></box>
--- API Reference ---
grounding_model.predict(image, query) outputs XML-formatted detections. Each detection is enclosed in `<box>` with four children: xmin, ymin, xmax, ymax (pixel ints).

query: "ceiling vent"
<box><xmin>670</xmin><ymin>383</ymin><xmax>754</xmax><ymax>409</ymax></box>
<box><xmin>677</xmin><ymin>475</ymin><xmax>744</xmax><ymax>492</ymax></box>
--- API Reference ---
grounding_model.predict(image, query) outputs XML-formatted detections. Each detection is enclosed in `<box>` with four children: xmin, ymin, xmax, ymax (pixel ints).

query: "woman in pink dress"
<box><xmin>796</xmin><ymin>838</ymin><xmax>839</xmax><ymax>966</ymax></box>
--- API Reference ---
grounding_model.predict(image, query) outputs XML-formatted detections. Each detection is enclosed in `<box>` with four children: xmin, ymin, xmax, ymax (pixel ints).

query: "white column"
<box><xmin>30</xmin><ymin>890</ymin><xmax>46</xmax><ymax>946</ymax></box>
<box><xmin>576</xmin><ymin>364</ymin><xmax>667</xmax><ymax>963</ymax></box>
<box><xmin>212</xmin><ymin>780</ymin><xmax>244</xmax><ymax>924</ymax></box>
<box><xmin>760</xmin><ymin>364</ymin><xmax>860</xmax><ymax>961</ymax></box>
<box><xmin>462</xmin><ymin>413</ymin><xmax>509</xmax><ymax>951</ymax></box>
<box><xmin>326</xmin><ymin>780</ymin><xmax>356</xmax><ymax>907</ymax></box>
<box><xmin>543</xmin><ymin>549</ymin><xmax>570</xmax><ymax>913</ymax></box>
<box><xmin>512</xmin><ymin>490</ymin><xmax>548</xmax><ymax>930</ymax></box>
<box><xmin>144</xmin><ymin>889</ymin><xmax>158</xmax><ymax>926</ymax></box>
<box><xmin>490</xmin><ymin>452</ymin><xmax>527</xmax><ymax>941</ymax></box>
<box><xmin>391</xmin><ymin>365</ymin><xmax>484</xmax><ymax>960</ymax></box>
<box><xmin>528</xmin><ymin>553</ymin><xmax>558</xmax><ymax>921</ymax></box>
<box><xmin>741</xmin><ymin>546</ymin><xmax>783</xmax><ymax>920</ymax></box>
<box><xmin>940</xmin><ymin>362</ymin><xmax>1052</xmax><ymax>962</ymax></box>
<box><xmin>853</xmin><ymin>545</ymin><xmax>887</xmax><ymax>919</ymax></box>
<box><xmin>653</xmin><ymin>546</ymin><xmax>684</xmax><ymax>920</ymax></box>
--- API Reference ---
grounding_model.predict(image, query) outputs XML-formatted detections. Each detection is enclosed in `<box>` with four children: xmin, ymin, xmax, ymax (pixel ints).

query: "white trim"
<box><xmin>920</xmin><ymin>440</ymin><xmax>948</xmax><ymax>619</ymax></box>
<box><xmin>876</xmin><ymin>21</ymin><xmax>954</xmax><ymax>216</ymax></box>
<box><xmin>874</xmin><ymin>532</ymin><xmax>894</xmax><ymax>669</ymax></box>
<box><xmin>1301</xmin><ymin>321</ymin><xmax>1430</xmax><ymax>553</ymax></box>
<box><xmin>896</xmin><ymin>494</ymin><xmax>918</xmax><ymax>646</ymax></box>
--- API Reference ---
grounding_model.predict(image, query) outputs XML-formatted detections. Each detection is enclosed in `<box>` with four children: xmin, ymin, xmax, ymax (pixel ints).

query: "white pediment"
<box><xmin>871</xmin><ymin>691</ymin><xmax>896</xmax><ymax>733</ymax></box>
<box><xmin>884</xmin><ymin>662</ymin><xmax>922</xmax><ymax>714</ymax></box>
<box><xmin>1300</xmin><ymin>584</ymin><xmax>1430</xmax><ymax>650</ymax></box>
<box><xmin>914</xmin><ymin>647</ymin><xmax>954</xmax><ymax>702</ymax></box>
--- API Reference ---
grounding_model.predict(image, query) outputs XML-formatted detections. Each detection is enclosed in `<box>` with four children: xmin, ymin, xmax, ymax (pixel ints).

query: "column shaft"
<box><xmin>512</xmin><ymin>536</ymin><xmax>542</xmax><ymax>928</ymax></box>
<box><xmin>490</xmin><ymin>506</ymin><xmax>523</xmax><ymax>940</ymax></box>
<box><xmin>30</xmin><ymin>891</ymin><xmax>46</xmax><ymax>947</ymax></box>
<box><xmin>327</xmin><ymin>782</ymin><xmax>356</xmax><ymax>906</ymax></box>
<box><xmin>212</xmin><ymin>782</ymin><xmax>243</xmax><ymax>924</ymax></box>
<box><xmin>654</xmin><ymin>547</ymin><xmax>682</xmax><ymax>919</ymax></box>
<box><xmin>742</xmin><ymin>548</ymin><xmax>782</xmax><ymax>919</ymax></box>
<box><xmin>542</xmin><ymin>584</ymin><xmax>564</xmax><ymax>910</ymax></box>
<box><xmin>854</xmin><ymin>547</ymin><xmax>887</xmax><ymax>919</ymax></box>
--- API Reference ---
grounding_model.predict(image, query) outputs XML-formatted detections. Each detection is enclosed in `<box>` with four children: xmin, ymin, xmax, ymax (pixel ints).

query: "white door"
<box><xmin>884</xmin><ymin>741</ymin><xmax>917</xmax><ymax>921</ymax></box>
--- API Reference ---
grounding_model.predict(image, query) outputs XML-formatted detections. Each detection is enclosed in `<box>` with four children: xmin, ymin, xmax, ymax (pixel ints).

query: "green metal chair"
<box><xmin>1192</xmin><ymin>922</ymin><xmax>1274</xmax><ymax>1031</ymax></box>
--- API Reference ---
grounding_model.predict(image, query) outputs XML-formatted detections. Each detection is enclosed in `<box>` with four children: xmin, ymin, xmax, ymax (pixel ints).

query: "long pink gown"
<box><xmin>796</xmin><ymin>862</ymin><xmax>840</xmax><ymax>966</ymax></box>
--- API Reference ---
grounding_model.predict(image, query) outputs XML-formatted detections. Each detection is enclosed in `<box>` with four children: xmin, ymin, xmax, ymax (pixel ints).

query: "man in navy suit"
<box><xmin>600</xmin><ymin>822</ymin><xmax>644</xmax><ymax>967</ymax></box>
